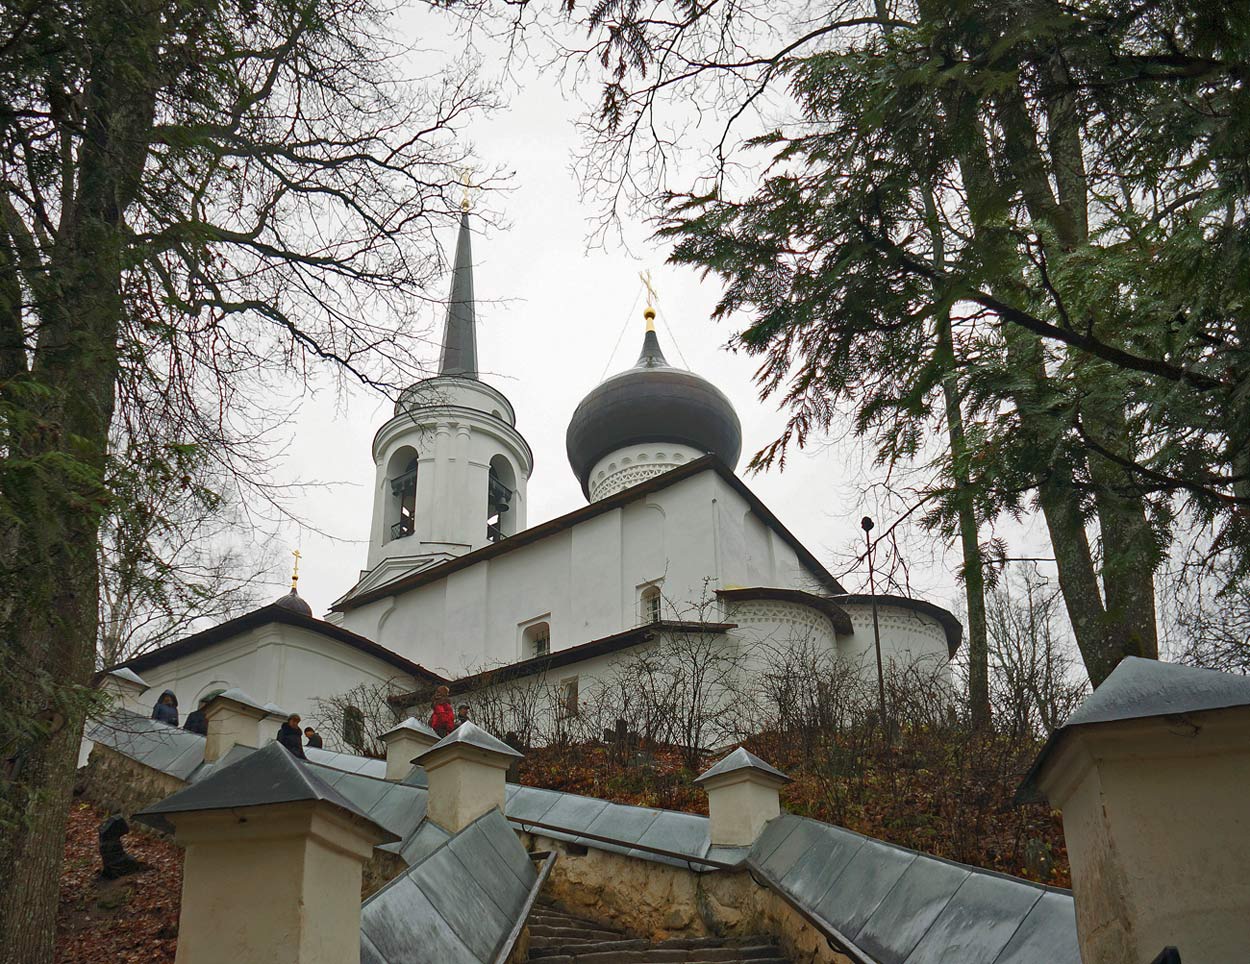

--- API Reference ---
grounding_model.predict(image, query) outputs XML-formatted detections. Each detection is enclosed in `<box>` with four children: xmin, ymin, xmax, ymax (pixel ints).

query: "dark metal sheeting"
<box><xmin>748</xmin><ymin>815</ymin><xmax>1078</xmax><ymax>964</ymax></box>
<box><xmin>135</xmin><ymin>741</ymin><xmax>399</xmax><ymax>844</ymax></box>
<box><xmin>87</xmin><ymin>711</ymin><xmax>206</xmax><ymax>783</ymax></box>
<box><xmin>1018</xmin><ymin>657</ymin><xmax>1250</xmax><ymax>802</ymax></box>
<box><xmin>565</xmin><ymin>328</ymin><xmax>742</xmax><ymax>497</ymax></box>
<box><xmin>360</xmin><ymin>809</ymin><xmax>538</xmax><ymax>964</ymax></box>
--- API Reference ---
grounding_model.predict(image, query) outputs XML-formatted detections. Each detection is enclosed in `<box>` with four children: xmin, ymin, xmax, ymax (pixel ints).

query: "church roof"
<box><xmin>439</xmin><ymin>209</ymin><xmax>477</xmax><ymax>378</ymax></box>
<box><xmin>832</xmin><ymin>593</ymin><xmax>964</xmax><ymax>657</ymax></box>
<box><xmin>273</xmin><ymin>586</ymin><xmax>314</xmax><ymax>616</ymax></box>
<box><xmin>388</xmin><ymin>620</ymin><xmax>735</xmax><ymax>706</ymax></box>
<box><xmin>110</xmin><ymin>602</ymin><xmax>447</xmax><ymax>684</ymax></box>
<box><xmin>335</xmin><ymin>455</ymin><xmax>845</xmax><ymax>611</ymax></box>
<box><xmin>566</xmin><ymin>327</ymin><xmax>742</xmax><ymax>497</ymax></box>
<box><xmin>716</xmin><ymin>587</ymin><xmax>854</xmax><ymax>635</ymax></box>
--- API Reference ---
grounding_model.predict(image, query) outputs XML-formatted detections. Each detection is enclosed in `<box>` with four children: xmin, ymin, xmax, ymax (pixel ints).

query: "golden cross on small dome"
<box><xmin>291</xmin><ymin>549</ymin><xmax>302</xmax><ymax>591</ymax></box>
<box><xmin>639</xmin><ymin>270</ymin><xmax>658</xmax><ymax>330</ymax></box>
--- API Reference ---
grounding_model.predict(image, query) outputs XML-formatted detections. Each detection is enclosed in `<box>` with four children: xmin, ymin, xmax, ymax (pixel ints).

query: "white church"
<box><xmin>107</xmin><ymin>210</ymin><xmax>961</xmax><ymax>740</ymax></box>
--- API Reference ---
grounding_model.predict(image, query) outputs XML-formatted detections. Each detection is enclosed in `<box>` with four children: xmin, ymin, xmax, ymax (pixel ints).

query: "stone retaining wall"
<box><xmin>80</xmin><ymin>743</ymin><xmax>186</xmax><ymax>820</ymax></box>
<box><xmin>521</xmin><ymin>833</ymin><xmax>849</xmax><ymax>964</ymax></box>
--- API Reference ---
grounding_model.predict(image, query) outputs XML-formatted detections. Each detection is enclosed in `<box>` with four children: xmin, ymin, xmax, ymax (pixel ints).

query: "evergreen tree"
<box><xmin>575</xmin><ymin>0</ymin><xmax>1250</xmax><ymax>688</ymax></box>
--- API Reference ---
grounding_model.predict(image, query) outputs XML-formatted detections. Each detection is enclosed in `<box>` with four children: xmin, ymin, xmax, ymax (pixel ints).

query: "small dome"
<box><xmin>274</xmin><ymin>588</ymin><xmax>313</xmax><ymax>617</ymax></box>
<box><xmin>566</xmin><ymin>328</ymin><xmax>742</xmax><ymax>498</ymax></box>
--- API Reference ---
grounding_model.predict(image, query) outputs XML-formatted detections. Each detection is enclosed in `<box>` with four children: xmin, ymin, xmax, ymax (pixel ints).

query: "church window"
<box><xmin>487</xmin><ymin>455</ymin><xmax>516</xmax><ymax>543</ymax></box>
<box><xmin>560</xmin><ymin>677</ymin><xmax>579</xmax><ymax>718</ymax></box>
<box><xmin>342</xmin><ymin>705</ymin><xmax>366</xmax><ymax>752</ymax></box>
<box><xmin>640</xmin><ymin>585</ymin><xmax>662</xmax><ymax>624</ymax></box>
<box><xmin>385</xmin><ymin>447</ymin><xmax>419</xmax><ymax>542</ymax></box>
<box><xmin>524</xmin><ymin>621</ymin><xmax>551</xmax><ymax>658</ymax></box>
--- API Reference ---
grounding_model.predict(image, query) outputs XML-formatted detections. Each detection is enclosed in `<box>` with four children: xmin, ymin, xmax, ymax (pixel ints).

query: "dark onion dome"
<box><xmin>273</xmin><ymin>587</ymin><xmax>314</xmax><ymax>618</ymax></box>
<box><xmin>566</xmin><ymin>325</ymin><xmax>742</xmax><ymax>498</ymax></box>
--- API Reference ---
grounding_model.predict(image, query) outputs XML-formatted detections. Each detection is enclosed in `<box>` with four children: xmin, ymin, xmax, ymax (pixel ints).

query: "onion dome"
<box><xmin>274</xmin><ymin>587</ymin><xmax>313</xmax><ymax>617</ymax></box>
<box><xmin>566</xmin><ymin>317</ymin><xmax>742</xmax><ymax>499</ymax></box>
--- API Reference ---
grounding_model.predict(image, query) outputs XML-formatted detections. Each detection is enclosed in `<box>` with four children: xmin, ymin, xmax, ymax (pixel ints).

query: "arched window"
<box><xmin>342</xmin><ymin>705</ymin><xmax>366</xmax><ymax>753</ymax></box>
<box><xmin>385</xmin><ymin>446</ymin><xmax>419</xmax><ymax>542</ymax></box>
<box><xmin>640</xmin><ymin>586</ymin><xmax>662</xmax><ymax>624</ymax></box>
<box><xmin>487</xmin><ymin>455</ymin><xmax>516</xmax><ymax>543</ymax></box>
<box><xmin>523</xmin><ymin>621</ymin><xmax>551</xmax><ymax>658</ymax></box>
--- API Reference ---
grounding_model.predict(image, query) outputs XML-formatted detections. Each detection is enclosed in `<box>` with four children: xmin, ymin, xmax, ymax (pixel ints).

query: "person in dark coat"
<box><xmin>277</xmin><ymin>714</ymin><xmax>306</xmax><ymax>759</ymax></box>
<box><xmin>303</xmin><ymin>726</ymin><xmax>323</xmax><ymax>749</ymax></box>
<box><xmin>183</xmin><ymin>698</ymin><xmax>209</xmax><ymax>735</ymax></box>
<box><xmin>454</xmin><ymin>703</ymin><xmax>471</xmax><ymax>730</ymax></box>
<box><xmin>151</xmin><ymin>690</ymin><xmax>179</xmax><ymax>726</ymax></box>
<box><xmin>429</xmin><ymin>686</ymin><xmax>455</xmax><ymax>737</ymax></box>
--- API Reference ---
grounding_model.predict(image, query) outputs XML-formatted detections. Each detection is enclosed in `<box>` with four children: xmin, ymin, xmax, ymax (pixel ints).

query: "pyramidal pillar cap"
<box><xmin>417</xmin><ymin>721</ymin><xmax>522</xmax><ymax>833</ymax></box>
<box><xmin>695</xmin><ymin>746</ymin><xmax>791</xmax><ymax>789</ymax></box>
<box><xmin>416</xmin><ymin>720</ymin><xmax>523</xmax><ymax>769</ymax></box>
<box><xmin>696</xmin><ymin>747</ymin><xmax>790</xmax><ymax>848</ymax></box>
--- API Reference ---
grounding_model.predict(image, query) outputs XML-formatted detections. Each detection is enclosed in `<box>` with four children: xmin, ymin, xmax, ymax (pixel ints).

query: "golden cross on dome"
<box><xmin>291</xmin><ymin>549</ymin><xmax>302</xmax><ymax>591</ymax></box>
<box><xmin>639</xmin><ymin>270</ymin><xmax>658</xmax><ymax>330</ymax></box>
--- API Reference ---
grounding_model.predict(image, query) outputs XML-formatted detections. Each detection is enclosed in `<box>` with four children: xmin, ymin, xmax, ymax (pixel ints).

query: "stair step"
<box><xmin>529</xmin><ymin>925</ymin><xmax>627</xmax><ymax>941</ymax></box>
<box><xmin>550</xmin><ymin>945</ymin><xmax>784</xmax><ymax>964</ymax></box>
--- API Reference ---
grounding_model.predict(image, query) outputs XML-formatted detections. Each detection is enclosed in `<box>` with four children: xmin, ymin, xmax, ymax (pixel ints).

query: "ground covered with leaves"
<box><xmin>517</xmin><ymin>726</ymin><xmax>1069</xmax><ymax>887</ymax></box>
<box><xmin>56</xmin><ymin>801</ymin><xmax>181</xmax><ymax>963</ymax></box>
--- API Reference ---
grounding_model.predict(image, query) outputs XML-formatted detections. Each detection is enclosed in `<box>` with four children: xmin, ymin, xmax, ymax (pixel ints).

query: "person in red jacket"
<box><xmin>429</xmin><ymin>686</ymin><xmax>455</xmax><ymax>737</ymax></box>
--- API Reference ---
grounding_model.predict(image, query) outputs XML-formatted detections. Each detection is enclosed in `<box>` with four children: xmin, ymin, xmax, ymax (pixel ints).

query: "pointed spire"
<box><xmin>439</xmin><ymin>209</ymin><xmax>477</xmax><ymax>379</ymax></box>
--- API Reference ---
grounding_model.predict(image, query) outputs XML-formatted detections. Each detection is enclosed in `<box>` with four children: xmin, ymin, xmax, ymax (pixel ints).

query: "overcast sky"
<box><xmin>260</xmin><ymin>3</ymin><xmax>1055</xmax><ymax>625</ymax></box>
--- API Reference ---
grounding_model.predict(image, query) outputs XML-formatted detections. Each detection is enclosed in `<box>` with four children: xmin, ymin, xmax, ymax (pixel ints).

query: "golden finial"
<box><xmin>291</xmin><ymin>549</ymin><xmax>302</xmax><ymax>591</ymax></box>
<box><xmin>459</xmin><ymin>168</ymin><xmax>473</xmax><ymax>212</ymax></box>
<box><xmin>640</xmin><ymin>270</ymin><xmax>658</xmax><ymax>330</ymax></box>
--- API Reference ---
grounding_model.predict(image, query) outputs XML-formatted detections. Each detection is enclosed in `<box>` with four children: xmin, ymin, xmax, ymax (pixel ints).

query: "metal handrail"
<box><xmin>493</xmin><ymin>850</ymin><xmax>558</xmax><ymax>964</ymax></box>
<box><xmin>507</xmin><ymin>815</ymin><xmax>878</xmax><ymax>964</ymax></box>
<box><xmin>506</xmin><ymin>816</ymin><xmax>740</xmax><ymax>871</ymax></box>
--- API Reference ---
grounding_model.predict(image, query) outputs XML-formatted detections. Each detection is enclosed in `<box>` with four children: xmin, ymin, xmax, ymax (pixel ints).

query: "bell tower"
<box><xmin>364</xmin><ymin>206</ymin><xmax>533</xmax><ymax>578</ymax></box>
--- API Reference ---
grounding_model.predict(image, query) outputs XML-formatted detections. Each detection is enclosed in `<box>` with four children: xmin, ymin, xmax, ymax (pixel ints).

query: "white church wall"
<box><xmin>344</xmin><ymin>466</ymin><xmax>839</xmax><ymax>678</ymax></box>
<box><xmin>836</xmin><ymin>601</ymin><xmax>951</xmax><ymax>679</ymax></box>
<box><xmin>126</xmin><ymin>625</ymin><xmax>416</xmax><ymax>736</ymax></box>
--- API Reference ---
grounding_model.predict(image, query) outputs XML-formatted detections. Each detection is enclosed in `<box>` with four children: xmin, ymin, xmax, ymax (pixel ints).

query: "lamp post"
<box><xmin>861</xmin><ymin>516</ymin><xmax>888</xmax><ymax>733</ymax></box>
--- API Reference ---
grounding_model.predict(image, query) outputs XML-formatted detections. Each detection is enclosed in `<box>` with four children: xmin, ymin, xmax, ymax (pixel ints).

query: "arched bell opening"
<box><xmin>487</xmin><ymin>454</ymin><xmax>517</xmax><ymax>543</ymax></box>
<box><xmin>384</xmin><ymin>446</ymin><xmax>419</xmax><ymax>543</ymax></box>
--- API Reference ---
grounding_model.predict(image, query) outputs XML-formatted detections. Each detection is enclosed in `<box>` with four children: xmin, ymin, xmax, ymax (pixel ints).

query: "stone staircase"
<box><xmin>526</xmin><ymin>901</ymin><xmax>790</xmax><ymax>964</ymax></box>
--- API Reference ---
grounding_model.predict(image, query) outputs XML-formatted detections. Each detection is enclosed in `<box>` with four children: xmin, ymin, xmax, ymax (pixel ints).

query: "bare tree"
<box><xmin>311</xmin><ymin>678</ymin><xmax>409</xmax><ymax>757</ymax></box>
<box><xmin>0</xmin><ymin>0</ymin><xmax>495</xmax><ymax>955</ymax></box>
<box><xmin>985</xmin><ymin>570</ymin><xmax>1088</xmax><ymax>739</ymax></box>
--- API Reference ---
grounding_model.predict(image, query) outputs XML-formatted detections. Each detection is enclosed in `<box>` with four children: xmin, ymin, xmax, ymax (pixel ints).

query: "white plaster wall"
<box><xmin>588</xmin><ymin>443</ymin><xmax>704</xmax><ymax>501</ymax></box>
<box><xmin>341</xmin><ymin>468</ymin><xmax>834</xmax><ymax>678</ymax></box>
<box><xmin>836</xmin><ymin>602</ymin><xmax>951</xmax><ymax>678</ymax></box>
<box><xmin>127</xmin><ymin>625</ymin><xmax>416</xmax><ymax>738</ymax></box>
<box><xmin>367</xmin><ymin>376</ymin><xmax>532</xmax><ymax>570</ymax></box>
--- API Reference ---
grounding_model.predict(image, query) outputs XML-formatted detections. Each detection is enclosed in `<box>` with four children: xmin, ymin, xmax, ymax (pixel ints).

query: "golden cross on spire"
<box><xmin>291</xmin><ymin>549</ymin><xmax>302</xmax><ymax>591</ymax></box>
<box><xmin>459</xmin><ymin>168</ymin><xmax>474</xmax><ymax>212</ymax></box>
<box><xmin>639</xmin><ymin>270</ymin><xmax>658</xmax><ymax>330</ymax></box>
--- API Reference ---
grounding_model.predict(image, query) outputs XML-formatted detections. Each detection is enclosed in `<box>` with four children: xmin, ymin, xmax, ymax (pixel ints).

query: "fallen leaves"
<box><xmin>56</xmin><ymin>801</ymin><xmax>182</xmax><ymax>963</ymax></box>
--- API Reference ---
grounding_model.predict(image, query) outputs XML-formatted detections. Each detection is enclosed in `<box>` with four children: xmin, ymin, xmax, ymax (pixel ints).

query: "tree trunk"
<box><xmin>952</xmin><ymin>101</ymin><xmax>1131</xmax><ymax>687</ymax></box>
<box><xmin>0</xmin><ymin>1</ymin><xmax>161</xmax><ymax>958</ymax></box>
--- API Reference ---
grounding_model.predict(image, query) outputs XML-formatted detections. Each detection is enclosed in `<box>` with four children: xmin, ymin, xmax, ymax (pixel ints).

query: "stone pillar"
<box><xmin>1025</xmin><ymin>658</ymin><xmax>1250</xmax><ymax>964</ymax></box>
<box><xmin>379</xmin><ymin>717</ymin><xmax>441</xmax><ymax>781</ymax></box>
<box><xmin>695</xmin><ymin>748</ymin><xmax>791</xmax><ymax>847</ymax></box>
<box><xmin>202</xmin><ymin>689</ymin><xmax>268</xmax><ymax>763</ymax></box>
<box><xmin>138</xmin><ymin>742</ymin><xmax>396</xmax><ymax>964</ymax></box>
<box><xmin>417</xmin><ymin>721</ymin><xmax>522</xmax><ymax>832</ymax></box>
